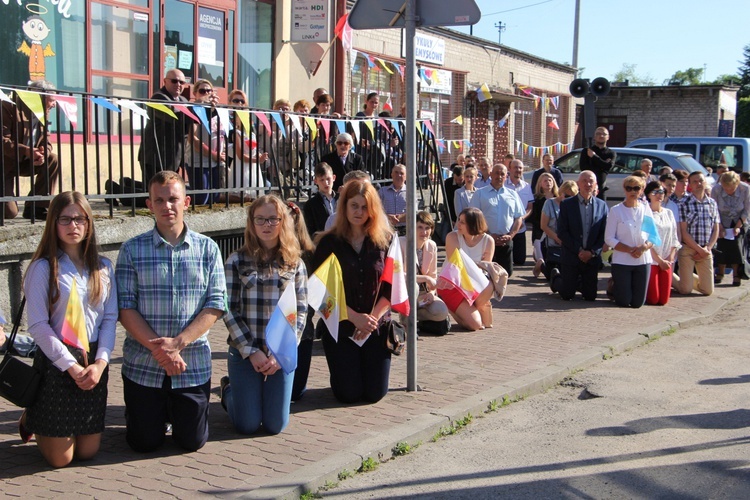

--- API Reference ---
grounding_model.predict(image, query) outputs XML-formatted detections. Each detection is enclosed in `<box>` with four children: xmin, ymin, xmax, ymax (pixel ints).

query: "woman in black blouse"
<box><xmin>312</xmin><ymin>179</ymin><xmax>393</xmax><ymax>403</ymax></box>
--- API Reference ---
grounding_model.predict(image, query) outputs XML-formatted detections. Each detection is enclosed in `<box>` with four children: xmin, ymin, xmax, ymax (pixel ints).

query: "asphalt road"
<box><xmin>319</xmin><ymin>298</ymin><xmax>750</xmax><ymax>499</ymax></box>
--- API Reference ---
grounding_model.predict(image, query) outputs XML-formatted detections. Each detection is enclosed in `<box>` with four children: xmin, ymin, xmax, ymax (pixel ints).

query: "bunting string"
<box><xmin>516</xmin><ymin>85</ymin><xmax>562</xmax><ymax>110</ymax></box>
<box><xmin>515</xmin><ymin>140</ymin><xmax>574</xmax><ymax>158</ymax></box>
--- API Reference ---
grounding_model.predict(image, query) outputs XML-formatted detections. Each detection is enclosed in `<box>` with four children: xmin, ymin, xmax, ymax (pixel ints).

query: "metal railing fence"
<box><xmin>0</xmin><ymin>85</ymin><xmax>447</xmax><ymax>226</ymax></box>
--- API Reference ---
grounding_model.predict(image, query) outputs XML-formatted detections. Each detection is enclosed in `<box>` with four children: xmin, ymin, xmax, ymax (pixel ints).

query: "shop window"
<box><xmin>350</xmin><ymin>53</ymin><xmax>397</xmax><ymax>116</ymax></box>
<box><xmin>91</xmin><ymin>3</ymin><xmax>149</xmax><ymax>76</ymax></box>
<box><xmin>237</xmin><ymin>0</ymin><xmax>272</xmax><ymax>109</ymax></box>
<box><xmin>164</xmin><ymin>0</ymin><xmax>195</xmax><ymax>81</ymax></box>
<box><xmin>91</xmin><ymin>75</ymin><xmax>149</xmax><ymax>135</ymax></box>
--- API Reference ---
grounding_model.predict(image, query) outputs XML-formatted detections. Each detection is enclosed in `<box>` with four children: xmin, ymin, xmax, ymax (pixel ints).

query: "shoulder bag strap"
<box><xmin>3</xmin><ymin>297</ymin><xmax>26</xmax><ymax>358</ymax></box>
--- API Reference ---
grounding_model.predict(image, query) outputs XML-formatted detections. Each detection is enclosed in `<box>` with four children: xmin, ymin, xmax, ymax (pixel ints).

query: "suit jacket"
<box><xmin>138</xmin><ymin>87</ymin><xmax>190</xmax><ymax>181</ymax></box>
<box><xmin>303</xmin><ymin>191</ymin><xmax>335</xmax><ymax>237</ymax></box>
<box><xmin>557</xmin><ymin>195</ymin><xmax>608</xmax><ymax>266</ymax></box>
<box><xmin>320</xmin><ymin>150</ymin><xmax>365</xmax><ymax>192</ymax></box>
<box><xmin>2</xmin><ymin>98</ymin><xmax>52</xmax><ymax>167</ymax></box>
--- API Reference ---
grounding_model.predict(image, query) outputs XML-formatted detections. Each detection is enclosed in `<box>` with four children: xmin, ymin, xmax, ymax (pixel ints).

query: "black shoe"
<box><xmin>105</xmin><ymin>179</ymin><xmax>121</xmax><ymax>207</ymax></box>
<box><xmin>220</xmin><ymin>376</ymin><xmax>230</xmax><ymax>411</ymax></box>
<box><xmin>549</xmin><ymin>268</ymin><xmax>561</xmax><ymax>293</ymax></box>
<box><xmin>22</xmin><ymin>205</ymin><xmax>47</xmax><ymax>221</ymax></box>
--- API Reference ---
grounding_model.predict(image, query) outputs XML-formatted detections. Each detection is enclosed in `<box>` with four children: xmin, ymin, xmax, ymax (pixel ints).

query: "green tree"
<box><xmin>738</xmin><ymin>43</ymin><xmax>750</xmax><ymax>98</ymax></box>
<box><xmin>712</xmin><ymin>74</ymin><xmax>741</xmax><ymax>86</ymax></box>
<box><xmin>737</xmin><ymin>98</ymin><xmax>750</xmax><ymax>138</ymax></box>
<box><xmin>735</xmin><ymin>44</ymin><xmax>750</xmax><ymax>137</ymax></box>
<box><xmin>611</xmin><ymin>63</ymin><xmax>655</xmax><ymax>86</ymax></box>
<box><xmin>664</xmin><ymin>67</ymin><xmax>704</xmax><ymax>86</ymax></box>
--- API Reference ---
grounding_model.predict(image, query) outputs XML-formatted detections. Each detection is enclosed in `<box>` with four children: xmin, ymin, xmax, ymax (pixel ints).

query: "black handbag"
<box><xmin>0</xmin><ymin>298</ymin><xmax>41</xmax><ymax>407</ymax></box>
<box><xmin>382</xmin><ymin>319</ymin><xmax>406</xmax><ymax>356</ymax></box>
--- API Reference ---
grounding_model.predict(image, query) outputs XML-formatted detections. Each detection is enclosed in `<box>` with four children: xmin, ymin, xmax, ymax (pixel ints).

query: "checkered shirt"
<box><xmin>116</xmin><ymin>226</ymin><xmax>227</xmax><ymax>389</ymax></box>
<box><xmin>223</xmin><ymin>250</ymin><xmax>308</xmax><ymax>358</ymax></box>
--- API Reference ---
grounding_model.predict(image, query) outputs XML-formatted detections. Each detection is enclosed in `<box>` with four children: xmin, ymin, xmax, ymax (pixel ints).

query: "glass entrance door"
<box><xmin>162</xmin><ymin>0</ymin><xmax>234</xmax><ymax>101</ymax></box>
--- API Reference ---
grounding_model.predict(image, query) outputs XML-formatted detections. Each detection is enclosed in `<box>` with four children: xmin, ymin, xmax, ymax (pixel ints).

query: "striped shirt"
<box><xmin>25</xmin><ymin>253</ymin><xmax>118</xmax><ymax>372</ymax></box>
<box><xmin>115</xmin><ymin>226</ymin><xmax>227</xmax><ymax>389</ymax></box>
<box><xmin>379</xmin><ymin>184</ymin><xmax>408</xmax><ymax>227</ymax></box>
<box><xmin>223</xmin><ymin>251</ymin><xmax>308</xmax><ymax>358</ymax></box>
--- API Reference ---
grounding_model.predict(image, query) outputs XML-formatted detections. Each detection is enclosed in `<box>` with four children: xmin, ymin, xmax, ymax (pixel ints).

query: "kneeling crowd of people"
<box><xmin>1</xmin><ymin>154</ymin><xmax>743</xmax><ymax>469</ymax></box>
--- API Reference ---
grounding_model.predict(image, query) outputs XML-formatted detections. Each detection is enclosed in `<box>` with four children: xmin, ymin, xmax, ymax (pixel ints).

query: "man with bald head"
<box><xmin>470</xmin><ymin>163</ymin><xmax>525</xmax><ymax>276</ymax></box>
<box><xmin>553</xmin><ymin>171</ymin><xmax>609</xmax><ymax>300</ymax></box>
<box><xmin>138</xmin><ymin>69</ymin><xmax>191</xmax><ymax>185</ymax></box>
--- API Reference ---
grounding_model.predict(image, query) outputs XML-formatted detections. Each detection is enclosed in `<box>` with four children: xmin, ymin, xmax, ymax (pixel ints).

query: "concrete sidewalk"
<box><xmin>0</xmin><ymin>263</ymin><xmax>746</xmax><ymax>499</ymax></box>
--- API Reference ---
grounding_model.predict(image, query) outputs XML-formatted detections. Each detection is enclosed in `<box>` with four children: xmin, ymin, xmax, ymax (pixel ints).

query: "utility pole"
<box><xmin>572</xmin><ymin>0</ymin><xmax>580</xmax><ymax>74</ymax></box>
<box><xmin>495</xmin><ymin>21</ymin><xmax>505</xmax><ymax>44</ymax></box>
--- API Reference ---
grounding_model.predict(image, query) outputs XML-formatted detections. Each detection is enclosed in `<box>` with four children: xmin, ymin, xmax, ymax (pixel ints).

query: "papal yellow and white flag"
<box><xmin>307</xmin><ymin>254</ymin><xmax>348</xmax><ymax>342</ymax></box>
<box><xmin>438</xmin><ymin>248</ymin><xmax>489</xmax><ymax>306</ymax></box>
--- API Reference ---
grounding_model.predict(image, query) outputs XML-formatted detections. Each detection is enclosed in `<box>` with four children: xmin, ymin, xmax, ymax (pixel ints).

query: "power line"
<box><xmin>484</xmin><ymin>0</ymin><xmax>557</xmax><ymax>17</ymax></box>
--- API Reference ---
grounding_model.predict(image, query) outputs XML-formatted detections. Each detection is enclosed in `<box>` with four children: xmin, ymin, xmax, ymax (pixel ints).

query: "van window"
<box><xmin>634</xmin><ymin>144</ymin><xmax>657</xmax><ymax>150</ymax></box>
<box><xmin>700</xmin><ymin>144</ymin><xmax>741</xmax><ymax>171</ymax></box>
<box><xmin>665</xmin><ymin>144</ymin><xmax>696</xmax><ymax>156</ymax></box>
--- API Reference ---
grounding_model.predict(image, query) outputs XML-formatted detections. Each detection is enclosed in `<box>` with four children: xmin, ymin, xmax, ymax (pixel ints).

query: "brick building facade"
<box><xmin>593</xmin><ymin>85</ymin><xmax>739</xmax><ymax>146</ymax></box>
<box><xmin>346</xmin><ymin>26</ymin><xmax>577</xmax><ymax>170</ymax></box>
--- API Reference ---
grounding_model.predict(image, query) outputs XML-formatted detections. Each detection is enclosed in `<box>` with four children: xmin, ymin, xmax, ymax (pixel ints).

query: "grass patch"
<box><xmin>300</xmin><ymin>492</ymin><xmax>322</xmax><ymax>500</ymax></box>
<box><xmin>319</xmin><ymin>480</ymin><xmax>338</xmax><ymax>491</ymax></box>
<box><xmin>486</xmin><ymin>399</ymin><xmax>499</xmax><ymax>413</ymax></box>
<box><xmin>392</xmin><ymin>441</ymin><xmax>419</xmax><ymax>457</ymax></box>
<box><xmin>358</xmin><ymin>457</ymin><xmax>379</xmax><ymax>473</ymax></box>
<box><xmin>662</xmin><ymin>326</ymin><xmax>677</xmax><ymax>336</ymax></box>
<box><xmin>432</xmin><ymin>413</ymin><xmax>474</xmax><ymax>442</ymax></box>
<box><xmin>337</xmin><ymin>469</ymin><xmax>354</xmax><ymax>481</ymax></box>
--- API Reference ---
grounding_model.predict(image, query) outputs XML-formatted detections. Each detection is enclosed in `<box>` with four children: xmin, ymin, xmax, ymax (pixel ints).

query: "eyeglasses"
<box><xmin>253</xmin><ymin>216</ymin><xmax>281</xmax><ymax>227</ymax></box>
<box><xmin>169</xmin><ymin>78</ymin><xmax>186</xmax><ymax>85</ymax></box>
<box><xmin>231</xmin><ymin>98</ymin><xmax>246</xmax><ymax>105</ymax></box>
<box><xmin>650</xmin><ymin>189</ymin><xmax>665</xmax><ymax>195</ymax></box>
<box><xmin>197</xmin><ymin>88</ymin><xmax>212</xmax><ymax>95</ymax></box>
<box><xmin>336</xmin><ymin>141</ymin><xmax>350</xmax><ymax>146</ymax></box>
<box><xmin>624</xmin><ymin>185</ymin><xmax>642</xmax><ymax>192</ymax></box>
<box><xmin>57</xmin><ymin>216</ymin><xmax>89</xmax><ymax>226</ymax></box>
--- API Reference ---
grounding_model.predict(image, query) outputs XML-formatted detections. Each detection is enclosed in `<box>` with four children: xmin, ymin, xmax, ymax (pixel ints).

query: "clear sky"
<box><xmin>452</xmin><ymin>0</ymin><xmax>749</xmax><ymax>85</ymax></box>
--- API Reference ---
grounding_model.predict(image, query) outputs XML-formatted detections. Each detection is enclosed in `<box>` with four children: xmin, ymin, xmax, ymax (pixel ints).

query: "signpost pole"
<box><xmin>405</xmin><ymin>0</ymin><xmax>418</xmax><ymax>392</ymax></box>
<box><xmin>348</xmin><ymin>0</ymin><xmax>480</xmax><ymax>394</ymax></box>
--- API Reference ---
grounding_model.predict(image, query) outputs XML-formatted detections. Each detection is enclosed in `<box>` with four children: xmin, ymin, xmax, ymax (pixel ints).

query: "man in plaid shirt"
<box><xmin>677</xmin><ymin>171</ymin><xmax>720</xmax><ymax>296</ymax></box>
<box><xmin>116</xmin><ymin>171</ymin><xmax>226</xmax><ymax>452</ymax></box>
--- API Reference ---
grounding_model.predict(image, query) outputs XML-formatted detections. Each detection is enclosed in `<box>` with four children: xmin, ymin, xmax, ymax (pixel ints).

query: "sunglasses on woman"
<box><xmin>231</xmin><ymin>98</ymin><xmax>245</xmax><ymax>105</ymax></box>
<box><xmin>624</xmin><ymin>185</ymin><xmax>642</xmax><ymax>192</ymax></box>
<box><xmin>197</xmin><ymin>88</ymin><xmax>212</xmax><ymax>95</ymax></box>
<box><xmin>650</xmin><ymin>189</ymin><xmax>665</xmax><ymax>195</ymax></box>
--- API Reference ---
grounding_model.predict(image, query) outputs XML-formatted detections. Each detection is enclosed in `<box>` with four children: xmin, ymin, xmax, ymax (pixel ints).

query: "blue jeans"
<box><xmin>225</xmin><ymin>346</ymin><xmax>294</xmax><ymax>435</ymax></box>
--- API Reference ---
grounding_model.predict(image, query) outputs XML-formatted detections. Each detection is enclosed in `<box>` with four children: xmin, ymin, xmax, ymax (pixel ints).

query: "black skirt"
<box><xmin>25</xmin><ymin>342</ymin><xmax>108</xmax><ymax>437</ymax></box>
<box><xmin>716</xmin><ymin>233</ymin><xmax>744</xmax><ymax>266</ymax></box>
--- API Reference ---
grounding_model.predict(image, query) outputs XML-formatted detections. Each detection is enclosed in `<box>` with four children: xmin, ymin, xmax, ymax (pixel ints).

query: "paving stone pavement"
<box><xmin>1</xmin><ymin>261</ymin><xmax>746</xmax><ymax>499</ymax></box>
